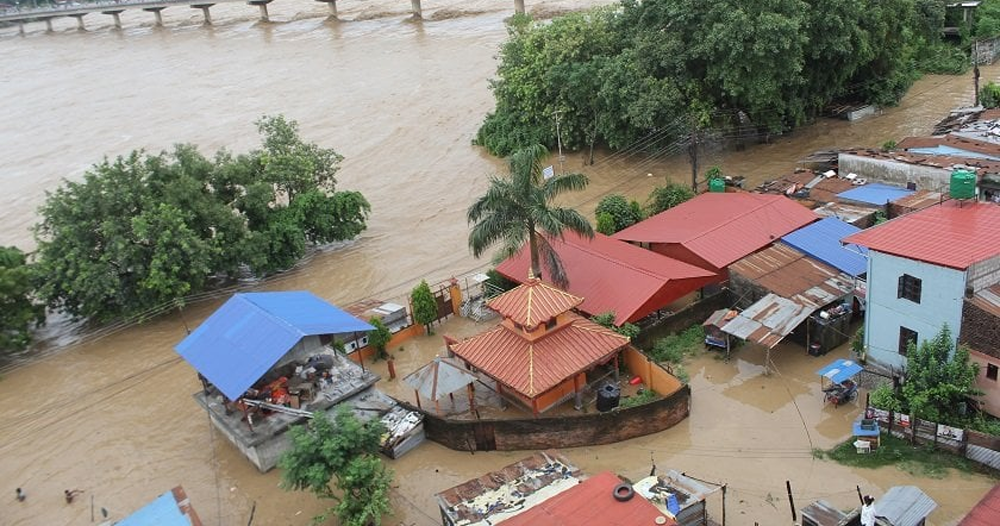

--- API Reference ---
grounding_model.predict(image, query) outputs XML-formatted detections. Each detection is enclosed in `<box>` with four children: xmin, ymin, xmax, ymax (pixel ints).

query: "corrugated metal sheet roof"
<box><xmin>843</xmin><ymin>201</ymin><xmax>1000</xmax><ymax>270</ymax></box>
<box><xmin>613</xmin><ymin>193</ymin><xmax>818</xmax><ymax>268</ymax></box>
<box><xmin>837</xmin><ymin>183</ymin><xmax>915</xmax><ymax>206</ymax></box>
<box><xmin>402</xmin><ymin>356</ymin><xmax>478</xmax><ymax>402</ymax></box>
<box><xmin>487</xmin><ymin>279</ymin><xmax>583</xmax><ymax>329</ymax></box>
<box><xmin>500</xmin><ymin>471</ymin><xmax>676</xmax><ymax>526</ymax></box>
<box><xmin>496</xmin><ymin>231</ymin><xmax>718</xmax><ymax>325</ymax></box>
<box><xmin>877</xmin><ymin>486</ymin><xmax>937</xmax><ymax>526</ymax></box>
<box><xmin>118</xmin><ymin>487</ymin><xmax>201</xmax><ymax>526</ymax></box>
<box><xmin>730</xmin><ymin>244</ymin><xmax>856</xmax><ymax>305</ymax></box>
<box><xmin>780</xmin><ymin>217</ymin><xmax>869</xmax><ymax>277</ymax></box>
<box><xmin>450</xmin><ymin>315</ymin><xmax>628</xmax><ymax>398</ymax></box>
<box><xmin>816</xmin><ymin>359</ymin><xmax>864</xmax><ymax>384</ymax></box>
<box><xmin>813</xmin><ymin>202</ymin><xmax>879</xmax><ymax>225</ymax></box>
<box><xmin>970</xmin><ymin>284</ymin><xmax>1000</xmax><ymax>317</ymax></box>
<box><xmin>720</xmin><ymin>293</ymin><xmax>815</xmax><ymax>349</ymax></box>
<box><xmin>891</xmin><ymin>190</ymin><xmax>946</xmax><ymax>212</ymax></box>
<box><xmin>174</xmin><ymin>291</ymin><xmax>374</xmax><ymax>401</ymax></box>
<box><xmin>958</xmin><ymin>483</ymin><xmax>1000</xmax><ymax>526</ymax></box>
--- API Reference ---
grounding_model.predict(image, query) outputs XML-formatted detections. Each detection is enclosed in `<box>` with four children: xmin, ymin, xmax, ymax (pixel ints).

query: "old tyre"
<box><xmin>613</xmin><ymin>482</ymin><xmax>634</xmax><ymax>502</ymax></box>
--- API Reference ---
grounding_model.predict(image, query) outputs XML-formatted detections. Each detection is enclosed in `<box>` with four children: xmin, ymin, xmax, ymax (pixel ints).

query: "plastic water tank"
<box><xmin>596</xmin><ymin>383</ymin><xmax>621</xmax><ymax>412</ymax></box>
<box><xmin>708</xmin><ymin>177</ymin><xmax>726</xmax><ymax>193</ymax></box>
<box><xmin>950</xmin><ymin>168</ymin><xmax>977</xmax><ymax>200</ymax></box>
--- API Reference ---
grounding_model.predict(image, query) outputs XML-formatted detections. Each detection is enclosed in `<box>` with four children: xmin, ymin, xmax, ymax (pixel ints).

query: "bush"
<box><xmin>981</xmin><ymin>82</ymin><xmax>1000</xmax><ymax>109</ymax></box>
<box><xmin>619</xmin><ymin>389</ymin><xmax>660</xmax><ymax>408</ymax></box>
<box><xmin>594</xmin><ymin>194</ymin><xmax>644</xmax><ymax>234</ymax></box>
<box><xmin>649</xmin><ymin>326</ymin><xmax>704</xmax><ymax>364</ymax></box>
<box><xmin>647</xmin><ymin>184</ymin><xmax>694</xmax><ymax>216</ymax></box>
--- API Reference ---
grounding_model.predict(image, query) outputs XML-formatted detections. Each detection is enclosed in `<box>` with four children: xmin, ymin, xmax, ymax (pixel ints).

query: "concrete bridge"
<box><xmin>0</xmin><ymin>0</ymin><xmax>528</xmax><ymax>32</ymax></box>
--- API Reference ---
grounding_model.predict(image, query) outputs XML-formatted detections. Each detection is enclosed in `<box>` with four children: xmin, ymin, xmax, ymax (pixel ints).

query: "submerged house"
<box><xmin>117</xmin><ymin>486</ymin><xmax>202</xmax><ymax>526</ymax></box>
<box><xmin>844</xmin><ymin>201</ymin><xmax>1000</xmax><ymax>373</ymax></box>
<box><xmin>174</xmin><ymin>291</ymin><xmax>382</xmax><ymax>472</ymax></box>
<box><xmin>447</xmin><ymin>279</ymin><xmax>629</xmax><ymax>416</ymax></box>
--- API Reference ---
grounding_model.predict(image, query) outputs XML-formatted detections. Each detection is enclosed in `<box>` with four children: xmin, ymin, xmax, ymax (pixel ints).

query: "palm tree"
<box><xmin>467</xmin><ymin>144</ymin><xmax>593</xmax><ymax>288</ymax></box>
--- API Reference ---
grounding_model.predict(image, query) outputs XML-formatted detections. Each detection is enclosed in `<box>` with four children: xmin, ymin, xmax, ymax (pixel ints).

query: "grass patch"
<box><xmin>648</xmin><ymin>326</ymin><xmax>704</xmax><ymax>363</ymax></box>
<box><xmin>619</xmin><ymin>389</ymin><xmax>660</xmax><ymax>409</ymax></box>
<box><xmin>821</xmin><ymin>434</ymin><xmax>978</xmax><ymax>478</ymax></box>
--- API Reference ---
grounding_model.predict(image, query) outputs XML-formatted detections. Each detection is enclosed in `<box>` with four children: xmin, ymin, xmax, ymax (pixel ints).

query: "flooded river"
<box><xmin>0</xmin><ymin>1</ymin><xmax>997</xmax><ymax>524</ymax></box>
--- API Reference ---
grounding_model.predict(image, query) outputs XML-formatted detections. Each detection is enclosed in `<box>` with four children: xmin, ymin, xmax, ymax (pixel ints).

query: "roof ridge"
<box><xmin>240</xmin><ymin>293</ymin><xmax>308</xmax><ymax>338</ymax></box>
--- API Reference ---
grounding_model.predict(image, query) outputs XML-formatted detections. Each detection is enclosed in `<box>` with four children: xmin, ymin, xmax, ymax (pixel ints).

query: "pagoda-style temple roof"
<box><xmin>487</xmin><ymin>278</ymin><xmax>583</xmax><ymax>329</ymax></box>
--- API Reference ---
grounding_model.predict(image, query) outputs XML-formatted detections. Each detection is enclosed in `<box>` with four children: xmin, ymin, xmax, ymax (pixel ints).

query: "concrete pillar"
<box><xmin>315</xmin><ymin>0</ymin><xmax>337</xmax><ymax>18</ymax></box>
<box><xmin>18</xmin><ymin>22</ymin><xmax>24</xmax><ymax>35</ymax></box>
<box><xmin>143</xmin><ymin>7</ymin><xmax>166</xmax><ymax>26</ymax></box>
<box><xmin>248</xmin><ymin>0</ymin><xmax>272</xmax><ymax>22</ymax></box>
<box><xmin>192</xmin><ymin>4</ymin><xmax>214</xmax><ymax>25</ymax></box>
<box><xmin>514</xmin><ymin>0</ymin><xmax>524</xmax><ymax>15</ymax></box>
<box><xmin>44</xmin><ymin>18</ymin><xmax>53</xmax><ymax>32</ymax></box>
<box><xmin>71</xmin><ymin>14</ymin><xmax>85</xmax><ymax>30</ymax></box>
<box><xmin>410</xmin><ymin>0</ymin><xmax>421</xmax><ymax>19</ymax></box>
<box><xmin>102</xmin><ymin>10</ymin><xmax>123</xmax><ymax>29</ymax></box>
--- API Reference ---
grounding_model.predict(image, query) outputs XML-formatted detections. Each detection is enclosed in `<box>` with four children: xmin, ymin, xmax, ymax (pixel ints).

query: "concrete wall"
<box><xmin>409</xmin><ymin>385</ymin><xmax>690</xmax><ymax>452</ymax></box>
<box><xmin>971</xmin><ymin>349</ymin><xmax>1000</xmax><ymax>418</ymax></box>
<box><xmin>968</xmin><ymin>254</ymin><xmax>1000</xmax><ymax>293</ymax></box>
<box><xmin>864</xmin><ymin>251</ymin><xmax>966</xmax><ymax>371</ymax></box>
<box><xmin>275</xmin><ymin>335</ymin><xmax>324</xmax><ymax>370</ymax></box>
<box><xmin>838</xmin><ymin>153</ymin><xmax>951</xmax><ymax>191</ymax></box>
<box><xmin>622</xmin><ymin>347</ymin><xmax>683</xmax><ymax>395</ymax></box>
<box><xmin>960</xmin><ymin>299</ymin><xmax>1000</xmax><ymax>358</ymax></box>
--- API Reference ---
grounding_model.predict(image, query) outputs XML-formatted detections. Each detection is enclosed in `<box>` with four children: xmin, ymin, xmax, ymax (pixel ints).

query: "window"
<box><xmin>898</xmin><ymin>326</ymin><xmax>918</xmax><ymax>355</ymax></box>
<box><xmin>988</xmin><ymin>364</ymin><xmax>999</xmax><ymax>382</ymax></box>
<box><xmin>897</xmin><ymin>274</ymin><xmax>922</xmax><ymax>304</ymax></box>
<box><xmin>545</xmin><ymin>318</ymin><xmax>557</xmax><ymax>330</ymax></box>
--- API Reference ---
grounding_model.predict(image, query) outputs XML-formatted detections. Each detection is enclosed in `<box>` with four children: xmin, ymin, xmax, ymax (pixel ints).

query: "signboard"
<box><xmin>542</xmin><ymin>165</ymin><xmax>554</xmax><ymax>180</ymax></box>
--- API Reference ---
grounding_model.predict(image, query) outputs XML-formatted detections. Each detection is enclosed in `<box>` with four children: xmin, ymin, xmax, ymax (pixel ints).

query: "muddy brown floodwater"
<box><xmin>1</xmin><ymin>1</ymin><xmax>998</xmax><ymax>524</ymax></box>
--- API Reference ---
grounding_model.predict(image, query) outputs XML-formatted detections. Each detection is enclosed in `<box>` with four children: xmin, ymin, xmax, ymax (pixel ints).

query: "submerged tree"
<box><xmin>0</xmin><ymin>246</ymin><xmax>44</xmax><ymax>353</ymax></box>
<box><xmin>410</xmin><ymin>280</ymin><xmax>438</xmax><ymax>335</ymax></box>
<box><xmin>467</xmin><ymin>144</ymin><xmax>593</xmax><ymax>288</ymax></box>
<box><xmin>280</xmin><ymin>406</ymin><xmax>392</xmax><ymax>526</ymax></box>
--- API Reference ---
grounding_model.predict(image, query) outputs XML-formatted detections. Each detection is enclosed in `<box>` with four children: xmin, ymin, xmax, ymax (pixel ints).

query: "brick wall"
<box><xmin>961</xmin><ymin>300</ymin><xmax>1000</xmax><ymax>357</ymax></box>
<box><xmin>404</xmin><ymin>385</ymin><xmax>691</xmax><ymax>452</ymax></box>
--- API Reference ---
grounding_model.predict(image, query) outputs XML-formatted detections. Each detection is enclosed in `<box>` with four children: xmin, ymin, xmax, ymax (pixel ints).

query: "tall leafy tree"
<box><xmin>280</xmin><ymin>406</ymin><xmax>392</xmax><ymax>526</ymax></box>
<box><xmin>410</xmin><ymin>280</ymin><xmax>438</xmax><ymax>335</ymax></box>
<box><xmin>594</xmin><ymin>194</ymin><xmax>644</xmax><ymax>234</ymax></box>
<box><xmin>467</xmin><ymin>144</ymin><xmax>593</xmax><ymax>288</ymax></box>
<box><xmin>0</xmin><ymin>247</ymin><xmax>44</xmax><ymax>353</ymax></box>
<box><xmin>900</xmin><ymin>324</ymin><xmax>981</xmax><ymax>423</ymax></box>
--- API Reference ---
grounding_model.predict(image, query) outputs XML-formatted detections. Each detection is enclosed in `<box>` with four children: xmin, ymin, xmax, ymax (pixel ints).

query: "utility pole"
<box><xmin>554</xmin><ymin>110</ymin><xmax>566</xmax><ymax>174</ymax></box>
<box><xmin>687</xmin><ymin>125</ymin><xmax>700</xmax><ymax>192</ymax></box>
<box><xmin>974</xmin><ymin>40</ymin><xmax>982</xmax><ymax>107</ymax></box>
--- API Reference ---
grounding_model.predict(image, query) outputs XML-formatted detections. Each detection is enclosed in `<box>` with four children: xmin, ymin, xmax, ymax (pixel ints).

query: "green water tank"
<box><xmin>709</xmin><ymin>177</ymin><xmax>726</xmax><ymax>193</ymax></box>
<box><xmin>950</xmin><ymin>168</ymin><xmax>977</xmax><ymax>200</ymax></box>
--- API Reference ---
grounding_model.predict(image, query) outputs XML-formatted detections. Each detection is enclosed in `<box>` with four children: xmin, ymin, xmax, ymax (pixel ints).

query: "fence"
<box><xmin>865</xmin><ymin>406</ymin><xmax>1000</xmax><ymax>471</ymax></box>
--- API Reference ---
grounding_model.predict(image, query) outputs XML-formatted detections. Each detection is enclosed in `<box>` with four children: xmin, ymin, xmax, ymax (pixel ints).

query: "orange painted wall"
<box><xmin>346</xmin><ymin>324</ymin><xmax>426</xmax><ymax>365</ymax></box>
<box><xmin>971</xmin><ymin>349</ymin><xmax>1000</xmax><ymax>418</ymax></box>
<box><xmin>534</xmin><ymin>374</ymin><xmax>584</xmax><ymax>413</ymax></box>
<box><xmin>623</xmin><ymin>347</ymin><xmax>682</xmax><ymax>396</ymax></box>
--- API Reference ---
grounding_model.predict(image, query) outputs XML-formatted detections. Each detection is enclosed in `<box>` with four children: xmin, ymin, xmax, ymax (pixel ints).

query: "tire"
<box><xmin>613</xmin><ymin>482</ymin><xmax>634</xmax><ymax>502</ymax></box>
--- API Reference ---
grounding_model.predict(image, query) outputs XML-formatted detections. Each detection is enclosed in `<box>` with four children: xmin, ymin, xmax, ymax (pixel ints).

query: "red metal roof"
<box><xmin>843</xmin><ymin>201</ymin><xmax>1000</xmax><ymax>270</ymax></box>
<box><xmin>500</xmin><ymin>471</ymin><xmax>677</xmax><ymax>526</ymax></box>
<box><xmin>487</xmin><ymin>278</ymin><xmax>583</xmax><ymax>329</ymax></box>
<box><xmin>613</xmin><ymin>193</ymin><xmax>818</xmax><ymax>269</ymax></box>
<box><xmin>496</xmin><ymin>231</ymin><xmax>718</xmax><ymax>325</ymax></box>
<box><xmin>449</xmin><ymin>314</ymin><xmax>628</xmax><ymax>398</ymax></box>
<box><xmin>958</xmin><ymin>483</ymin><xmax>1000</xmax><ymax>526</ymax></box>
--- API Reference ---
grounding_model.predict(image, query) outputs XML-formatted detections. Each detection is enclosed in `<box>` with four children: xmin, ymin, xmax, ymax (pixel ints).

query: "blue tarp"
<box><xmin>816</xmin><ymin>359</ymin><xmax>864</xmax><ymax>384</ymax></box>
<box><xmin>118</xmin><ymin>491</ymin><xmax>193</xmax><ymax>526</ymax></box>
<box><xmin>836</xmin><ymin>183</ymin><xmax>914</xmax><ymax>206</ymax></box>
<box><xmin>780</xmin><ymin>217</ymin><xmax>869</xmax><ymax>277</ymax></box>
<box><xmin>174</xmin><ymin>291</ymin><xmax>374</xmax><ymax>401</ymax></box>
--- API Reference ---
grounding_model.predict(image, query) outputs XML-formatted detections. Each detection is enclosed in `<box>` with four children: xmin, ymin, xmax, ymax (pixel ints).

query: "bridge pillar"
<box><xmin>44</xmin><ymin>17</ymin><xmax>53</xmax><ymax>32</ymax></box>
<box><xmin>143</xmin><ymin>7</ymin><xmax>166</xmax><ymax>26</ymax></box>
<box><xmin>514</xmin><ymin>0</ymin><xmax>525</xmax><ymax>15</ymax></box>
<box><xmin>315</xmin><ymin>0</ymin><xmax>337</xmax><ymax>19</ymax></box>
<box><xmin>192</xmin><ymin>4</ymin><xmax>214</xmax><ymax>25</ymax></box>
<box><xmin>102</xmin><ymin>9</ymin><xmax>124</xmax><ymax>29</ymax></box>
<box><xmin>71</xmin><ymin>14</ymin><xmax>85</xmax><ymax>30</ymax></box>
<box><xmin>410</xmin><ymin>0</ymin><xmax>421</xmax><ymax>19</ymax></box>
<box><xmin>248</xmin><ymin>0</ymin><xmax>272</xmax><ymax>22</ymax></box>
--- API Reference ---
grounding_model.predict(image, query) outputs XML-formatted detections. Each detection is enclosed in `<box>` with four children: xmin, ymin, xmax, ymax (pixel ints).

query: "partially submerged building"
<box><xmin>447</xmin><ymin>279</ymin><xmax>630</xmax><ymax>416</ymax></box>
<box><xmin>117</xmin><ymin>486</ymin><xmax>202</xmax><ymax>526</ymax></box>
<box><xmin>175</xmin><ymin>291</ymin><xmax>423</xmax><ymax>471</ymax></box>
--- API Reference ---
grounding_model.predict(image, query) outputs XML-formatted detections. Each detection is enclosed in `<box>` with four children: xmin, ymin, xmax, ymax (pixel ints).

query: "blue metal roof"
<box><xmin>836</xmin><ymin>183</ymin><xmax>914</xmax><ymax>206</ymax></box>
<box><xmin>908</xmin><ymin>145</ymin><xmax>1000</xmax><ymax>160</ymax></box>
<box><xmin>118</xmin><ymin>491</ymin><xmax>193</xmax><ymax>526</ymax></box>
<box><xmin>816</xmin><ymin>359</ymin><xmax>863</xmax><ymax>384</ymax></box>
<box><xmin>780</xmin><ymin>217</ymin><xmax>869</xmax><ymax>276</ymax></box>
<box><xmin>174</xmin><ymin>291</ymin><xmax>374</xmax><ymax>401</ymax></box>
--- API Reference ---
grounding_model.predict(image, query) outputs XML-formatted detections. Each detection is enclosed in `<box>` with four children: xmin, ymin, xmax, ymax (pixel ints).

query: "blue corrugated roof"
<box><xmin>174</xmin><ymin>291</ymin><xmax>374</xmax><ymax>401</ymax></box>
<box><xmin>816</xmin><ymin>359</ymin><xmax>863</xmax><ymax>384</ymax></box>
<box><xmin>118</xmin><ymin>491</ymin><xmax>192</xmax><ymax>526</ymax></box>
<box><xmin>780</xmin><ymin>217</ymin><xmax>869</xmax><ymax>276</ymax></box>
<box><xmin>836</xmin><ymin>183</ymin><xmax>914</xmax><ymax>205</ymax></box>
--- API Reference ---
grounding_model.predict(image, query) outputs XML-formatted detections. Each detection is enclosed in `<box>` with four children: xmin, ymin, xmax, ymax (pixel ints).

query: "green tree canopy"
<box><xmin>410</xmin><ymin>280</ymin><xmax>438</xmax><ymax>335</ymax></box>
<box><xmin>467</xmin><ymin>144</ymin><xmax>593</xmax><ymax>288</ymax></box>
<box><xmin>368</xmin><ymin>317</ymin><xmax>392</xmax><ymax>359</ymax></box>
<box><xmin>280</xmin><ymin>406</ymin><xmax>392</xmax><ymax>526</ymax></box>
<box><xmin>476</xmin><ymin>0</ymin><xmax>946</xmax><ymax>157</ymax></box>
<box><xmin>33</xmin><ymin>116</ymin><xmax>370</xmax><ymax>322</ymax></box>
<box><xmin>0</xmin><ymin>247</ymin><xmax>44</xmax><ymax>353</ymax></box>
<box><xmin>646</xmin><ymin>183</ymin><xmax>694</xmax><ymax>215</ymax></box>
<box><xmin>594</xmin><ymin>194</ymin><xmax>644</xmax><ymax>234</ymax></box>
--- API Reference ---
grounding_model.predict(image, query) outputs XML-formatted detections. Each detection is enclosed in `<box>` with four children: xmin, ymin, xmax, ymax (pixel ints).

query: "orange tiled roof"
<box><xmin>450</xmin><ymin>314</ymin><xmax>627</xmax><ymax>397</ymax></box>
<box><xmin>487</xmin><ymin>278</ymin><xmax>583</xmax><ymax>329</ymax></box>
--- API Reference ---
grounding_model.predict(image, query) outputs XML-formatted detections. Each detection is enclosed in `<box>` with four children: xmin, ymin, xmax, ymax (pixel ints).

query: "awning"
<box><xmin>816</xmin><ymin>359</ymin><xmax>863</xmax><ymax>384</ymax></box>
<box><xmin>720</xmin><ymin>293</ymin><xmax>814</xmax><ymax>349</ymax></box>
<box><xmin>403</xmin><ymin>356</ymin><xmax>478</xmax><ymax>402</ymax></box>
